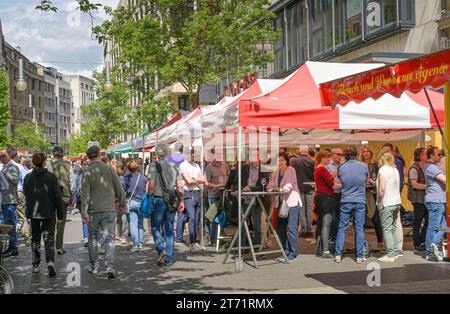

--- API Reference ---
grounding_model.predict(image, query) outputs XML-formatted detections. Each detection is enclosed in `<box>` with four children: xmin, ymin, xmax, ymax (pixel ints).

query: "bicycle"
<box><xmin>0</xmin><ymin>224</ymin><xmax>15</xmax><ymax>294</ymax></box>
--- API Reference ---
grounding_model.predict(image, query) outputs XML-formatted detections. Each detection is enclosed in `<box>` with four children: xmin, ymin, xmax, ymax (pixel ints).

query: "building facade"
<box><xmin>266</xmin><ymin>0</ymin><xmax>440</xmax><ymax>79</ymax></box>
<box><xmin>36</xmin><ymin>65</ymin><xmax>72</xmax><ymax>151</ymax></box>
<box><xmin>2</xmin><ymin>42</ymin><xmax>45</xmax><ymax>137</ymax></box>
<box><xmin>64</xmin><ymin>74</ymin><xmax>95</xmax><ymax>135</ymax></box>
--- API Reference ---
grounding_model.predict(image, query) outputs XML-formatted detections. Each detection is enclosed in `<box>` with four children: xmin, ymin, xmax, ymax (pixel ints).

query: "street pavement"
<box><xmin>3</xmin><ymin>213</ymin><xmax>450</xmax><ymax>294</ymax></box>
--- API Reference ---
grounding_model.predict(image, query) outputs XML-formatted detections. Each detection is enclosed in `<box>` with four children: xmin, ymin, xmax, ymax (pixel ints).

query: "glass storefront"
<box><xmin>272</xmin><ymin>0</ymin><xmax>415</xmax><ymax>76</ymax></box>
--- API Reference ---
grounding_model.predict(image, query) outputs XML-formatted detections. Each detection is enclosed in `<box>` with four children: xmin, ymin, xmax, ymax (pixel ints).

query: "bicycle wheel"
<box><xmin>0</xmin><ymin>266</ymin><xmax>14</xmax><ymax>294</ymax></box>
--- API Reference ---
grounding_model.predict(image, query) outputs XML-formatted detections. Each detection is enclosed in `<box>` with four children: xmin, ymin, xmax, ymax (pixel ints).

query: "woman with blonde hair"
<box><xmin>358</xmin><ymin>145</ymin><xmax>384</xmax><ymax>251</ymax></box>
<box><xmin>314</xmin><ymin>150</ymin><xmax>335</xmax><ymax>258</ymax></box>
<box><xmin>376</xmin><ymin>152</ymin><xmax>401</xmax><ymax>262</ymax></box>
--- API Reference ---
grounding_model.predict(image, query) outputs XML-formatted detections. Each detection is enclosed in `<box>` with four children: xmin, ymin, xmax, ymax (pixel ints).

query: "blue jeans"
<box><xmin>88</xmin><ymin>211</ymin><xmax>116</xmax><ymax>269</ymax></box>
<box><xmin>425</xmin><ymin>202</ymin><xmax>447</xmax><ymax>257</ymax></box>
<box><xmin>151</xmin><ymin>196</ymin><xmax>176</xmax><ymax>263</ymax></box>
<box><xmin>299</xmin><ymin>191</ymin><xmax>313</xmax><ymax>233</ymax></box>
<box><xmin>335</xmin><ymin>202</ymin><xmax>366</xmax><ymax>259</ymax></box>
<box><xmin>208</xmin><ymin>196</ymin><xmax>221</xmax><ymax>241</ymax></box>
<box><xmin>129</xmin><ymin>200</ymin><xmax>144</xmax><ymax>247</ymax></box>
<box><xmin>277</xmin><ymin>204</ymin><xmax>300</xmax><ymax>259</ymax></box>
<box><xmin>176</xmin><ymin>210</ymin><xmax>187</xmax><ymax>242</ymax></box>
<box><xmin>1</xmin><ymin>204</ymin><xmax>18</xmax><ymax>251</ymax></box>
<box><xmin>184</xmin><ymin>190</ymin><xmax>201</xmax><ymax>244</ymax></box>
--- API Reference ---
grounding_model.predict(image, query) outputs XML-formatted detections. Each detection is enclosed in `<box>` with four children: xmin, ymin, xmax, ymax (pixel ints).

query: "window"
<box><xmin>334</xmin><ymin>0</ymin><xmax>362</xmax><ymax>47</ymax></box>
<box><xmin>178</xmin><ymin>95</ymin><xmax>189</xmax><ymax>111</ymax></box>
<box><xmin>286</xmin><ymin>1</ymin><xmax>308</xmax><ymax>68</ymax></box>
<box><xmin>273</xmin><ymin>11</ymin><xmax>286</xmax><ymax>73</ymax></box>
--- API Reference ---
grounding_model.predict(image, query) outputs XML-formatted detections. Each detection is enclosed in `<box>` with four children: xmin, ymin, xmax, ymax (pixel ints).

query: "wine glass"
<box><xmin>261</xmin><ymin>177</ymin><xmax>267</xmax><ymax>192</ymax></box>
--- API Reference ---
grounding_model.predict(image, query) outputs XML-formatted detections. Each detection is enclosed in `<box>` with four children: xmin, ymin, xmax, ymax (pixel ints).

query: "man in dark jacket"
<box><xmin>233</xmin><ymin>150</ymin><xmax>269</xmax><ymax>250</ymax></box>
<box><xmin>46</xmin><ymin>146</ymin><xmax>71</xmax><ymax>255</ymax></box>
<box><xmin>24</xmin><ymin>153</ymin><xmax>64</xmax><ymax>277</ymax></box>
<box><xmin>291</xmin><ymin>145</ymin><xmax>315</xmax><ymax>237</ymax></box>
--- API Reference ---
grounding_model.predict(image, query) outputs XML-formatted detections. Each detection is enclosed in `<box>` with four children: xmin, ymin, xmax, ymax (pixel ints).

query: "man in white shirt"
<box><xmin>179</xmin><ymin>146</ymin><xmax>207</xmax><ymax>252</ymax></box>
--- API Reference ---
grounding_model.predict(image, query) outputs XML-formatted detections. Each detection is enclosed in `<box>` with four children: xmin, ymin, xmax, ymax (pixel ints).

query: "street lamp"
<box><xmin>29</xmin><ymin>94</ymin><xmax>37</xmax><ymax>133</ymax></box>
<box><xmin>16</xmin><ymin>58</ymin><xmax>27</xmax><ymax>91</ymax></box>
<box><xmin>104</xmin><ymin>61</ymin><xmax>113</xmax><ymax>93</ymax></box>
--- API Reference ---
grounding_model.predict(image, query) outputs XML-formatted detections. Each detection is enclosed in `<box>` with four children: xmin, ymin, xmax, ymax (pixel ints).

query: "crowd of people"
<box><xmin>0</xmin><ymin>140</ymin><xmax>447</xmax><ymax>278</ymax></box>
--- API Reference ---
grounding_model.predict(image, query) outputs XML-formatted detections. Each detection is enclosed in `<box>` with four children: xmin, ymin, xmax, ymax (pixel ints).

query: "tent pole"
<box><xmin>424</xmin><ymin>88</ymin><xmax>449</xmax><ymax>152</ymax></box>
<box><xmin>236</xmin><ymin>126</ymin><xmax>243</xmax><ymax>272</ymax></box>
<box><xmin>444</xmin><ymin>82</ymin><xmax>450</xmax><ymax>260</ymax></box>
<box><xmin>200</xmin><ymin>139</ymin><xmax>205</xmax><ymax>248</ymax></box>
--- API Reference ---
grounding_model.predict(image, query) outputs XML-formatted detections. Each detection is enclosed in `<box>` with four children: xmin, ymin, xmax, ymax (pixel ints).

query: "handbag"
<box><xmin>140</xmin><ymin>193</ymin><xmax>154</xmax><ymax>218</ymax></box>
<box><xmin>127</xmin><ymin>174</ymin><xmax>140</xmax><ymax>212</ymax></box>
<box><xmin>278</xmin><ymin>197</ymin><xmax>289</xmax><ymax>218</ymax></box>
<box><xmin>156</xmin><ymin>162</ymin><xmax>182</xmax><ymax>213</ymax></box>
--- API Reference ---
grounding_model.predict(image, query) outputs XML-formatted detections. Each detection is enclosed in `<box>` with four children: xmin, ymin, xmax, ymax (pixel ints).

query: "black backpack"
<box><xmin>155</xmin><ymin>162</ymin><xmax>182</xmax><ymax>213</ymax></box>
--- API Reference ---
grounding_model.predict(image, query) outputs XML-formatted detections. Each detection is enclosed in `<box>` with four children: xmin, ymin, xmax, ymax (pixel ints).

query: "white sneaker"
<box><xmin>131</xmin><ymin>246</ymin><xmax>140</xmax><ymax>253</ymax></box>
<box><xmin>139</xmin><ymin>243</ymin><xmax>144</xmax><ymax>250</ymax></box>
<box><xmin>335</xmin><ymin>256</ymin><xmax>342</xmax><ymax>263</ymax></box>
<box><xmin>431</xmin><ymin>243</ymin><xmax>443</xmax><ymax>258</ymax></box>
<box><xmin>191</xmin><ymin>243</ymin><xmax>203</xmax><ymax>253</ymax></box>
<box><xmin>378</xmin><ymin>255</ymin><xmax>396</xmax><ymax>263</ymax></box>
<box><xmin>32</xmin><ymin>265</ymin><xmax>40</xmax><ymax>274</ymax></box>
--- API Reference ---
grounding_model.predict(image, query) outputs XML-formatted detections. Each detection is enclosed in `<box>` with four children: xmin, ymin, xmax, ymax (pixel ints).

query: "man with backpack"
<box><xmin>147</xmin><ymin>143</ymin><xmax>184</xmax><ymax>267</ymax></box>
<box><xmin>46</xmin><ymin>146</ymin><xmax>71</xmax><ymax>255</ymax></box>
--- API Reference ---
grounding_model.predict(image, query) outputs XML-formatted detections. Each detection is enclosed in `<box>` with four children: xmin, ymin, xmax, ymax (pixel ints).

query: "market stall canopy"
<box><xmin>319</xmin><ymin>49</ymin><xmax>450</xmax><ymax>107</ymax></box>
<box><xmin>108</xmin><ymin>141</ymin><xmax>133</xmax><ymax>154</ymax></box>
<box><xmin>151</xmin><ymin>79</ymin><xmax>283</xmax><ymax>146</ymax></box>
<box><xmin>235</xmin><ymin>61</ymin><xmax>444</xmax><ymax>131</ymax></box>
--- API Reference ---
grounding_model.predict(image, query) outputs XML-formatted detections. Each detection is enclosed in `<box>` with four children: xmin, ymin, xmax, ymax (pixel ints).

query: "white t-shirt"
<box><xmin>179</xmin><ymin>160</ymin><xmax>202</xmax><ymax>191</ymax></box>
<box><xmin>377</xmin><ymin>165</ymin><xmax>401</xmax><ymax>207</ymax></box>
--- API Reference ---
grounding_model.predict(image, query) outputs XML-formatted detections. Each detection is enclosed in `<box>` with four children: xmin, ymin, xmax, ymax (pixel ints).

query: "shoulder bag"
<box><xmin>156</xmin><ymin>162</ymin><xmax>182</xmax><ymax>213</ymax></box>
<box><xmin>127</xmin><ymin>174</ymin><xmax>140</xmax><ymax>212</ymax></box>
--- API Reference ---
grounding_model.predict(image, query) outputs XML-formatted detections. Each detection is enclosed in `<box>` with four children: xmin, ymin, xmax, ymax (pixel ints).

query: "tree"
<box><xmin>36</xmin><ymin>0</ymin><xmax>102</xmax><ymax>13</ymax></box>
<box><xmin>93</xmin><ymin>0</ymin><xmax>278</xmax><ymax>109</ymax></box>
<box><xmin>11</xmin><ymin>122</ymin><xmax>51</xmax><ymax>154</ymax></box>
<box><xmin>80</xmin><ymin>71</ymin><xmax>138</xmax><ymax>148</ymax></box>
<box><xmin>0</xmin><ymin>68</ymin><xmax>9</xmax><ymax>149</ymax></box>
<box><xmin>68</xmin><ymin>132</ymin><xmax>91</xmax><ymax>156</ymax></box>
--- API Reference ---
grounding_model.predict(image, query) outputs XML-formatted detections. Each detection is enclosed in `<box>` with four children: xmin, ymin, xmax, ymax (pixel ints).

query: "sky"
<box><xmin>0</xmin><ymin>0</ymin><xmax>119</xmax><ymax>78</ymax></box>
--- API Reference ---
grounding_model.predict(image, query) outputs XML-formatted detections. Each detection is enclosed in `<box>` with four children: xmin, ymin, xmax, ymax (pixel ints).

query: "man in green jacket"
<box><xmin>46</xmin><ymin>146</ymin><xmax>71</xmax><ymax>255</ymax></box>
<box><xmin>81</xmin><ymin>146</ymin><xmax>126</xmax><ymax>279</ymax></box>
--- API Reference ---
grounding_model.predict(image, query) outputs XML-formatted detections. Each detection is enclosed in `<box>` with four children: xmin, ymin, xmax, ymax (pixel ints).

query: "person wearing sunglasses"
<box><xmin>424</xmin><ymin>146</ymin><xmax>447</xmax><ymax>262</ymax></box>
<box><xmin>326</xmin><ymin>147</ymin><xmax>343</xmax><ymax>242</ymax></box>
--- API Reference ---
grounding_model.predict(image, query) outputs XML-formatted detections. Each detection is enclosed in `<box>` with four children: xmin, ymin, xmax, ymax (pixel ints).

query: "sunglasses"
<box><xmin>334</xmin><ymin>153</ymin><xmax>343</xmax><ymax>156</ymax></box>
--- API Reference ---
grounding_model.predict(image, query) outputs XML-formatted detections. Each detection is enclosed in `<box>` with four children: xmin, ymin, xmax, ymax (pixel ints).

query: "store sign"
<box><xmin>223</xmin><ymin>73</ymin><xmax>257</xmax><ymax>97</ymax></box>
<box><xmin>320</xmin><ymin>49</ymin><xmax>450</xmax><ymax>107</ymax></box>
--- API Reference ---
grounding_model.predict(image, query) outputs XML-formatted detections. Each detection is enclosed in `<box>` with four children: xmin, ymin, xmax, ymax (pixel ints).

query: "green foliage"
<box><xmin>36</xmin><ymin>0</ymin><xmax>102</xmax><ymax>13</ymax></box>
<box><xmin>80</xmin><ymin>71</ymin><xmax>138</xmax><ymax>148</ymax></box>
<box><xmin>11</xmin><ymin>122</ymin><xmax>51</xmax><ymax>154</ymax></box>
<box><xmin>93</xmin><ymin>0</ymin><xmax>278</xmax><ymax>108</ymax></box>
<box><xmin>0</xmin><ymin>68</ymin><xmax>9</xmax><ymax>149</ymax></box>
<box><xmin>68</xmin><ymin>132</ymin><xmax>91</xmax><ymax>156</ymax></box>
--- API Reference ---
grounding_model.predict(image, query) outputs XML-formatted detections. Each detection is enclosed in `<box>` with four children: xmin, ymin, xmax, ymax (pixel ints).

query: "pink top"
<box><xmin>267</xmin><ymin>166</ymin><xmax>302</xmax><ymax>208</ymax></box>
